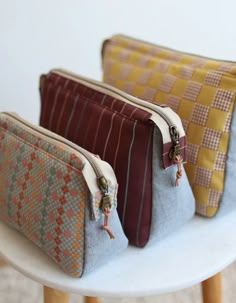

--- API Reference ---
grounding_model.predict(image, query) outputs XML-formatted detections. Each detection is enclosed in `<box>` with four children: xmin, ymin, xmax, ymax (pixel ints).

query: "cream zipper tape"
<box><xmin>51</xmin><ymin>69</ymin><xmax>185</xmax><ymax>144</ymax></box>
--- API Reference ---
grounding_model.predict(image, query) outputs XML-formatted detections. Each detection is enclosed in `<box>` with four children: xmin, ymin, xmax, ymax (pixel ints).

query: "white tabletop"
<box><xmin>1</xmin><ymin>210</ymin><xmax>236</xmax><ymax>298</ymax></box>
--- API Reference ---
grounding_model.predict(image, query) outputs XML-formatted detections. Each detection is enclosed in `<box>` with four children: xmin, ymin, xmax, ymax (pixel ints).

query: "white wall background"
<box><xmin>1</xmin><ymin>0</ymin><xmax>236</xmax><ymax>124</ymax></box>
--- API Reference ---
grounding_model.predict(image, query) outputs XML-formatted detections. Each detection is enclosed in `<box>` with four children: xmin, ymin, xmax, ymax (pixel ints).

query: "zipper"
<box><xmin>52</xmin><ymin>69</ymin><xmax>182</xmax><ymax>162</ymax></box>
<box><xmin>2</xmin><ymin>112</ymin><xmax>113</xmax><ymax>223</ymax></box>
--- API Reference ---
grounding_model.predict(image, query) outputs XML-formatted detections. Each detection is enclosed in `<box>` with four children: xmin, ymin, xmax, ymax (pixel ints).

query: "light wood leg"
<box><xmin>84</xmin><ymin>297</ymin><xmax>100</xmax><ymax>303</ymax></box>
<box><xmin>44</xmin><ymin>286</ymin><xmax>69</xmax><ymax>303</ymax></box>
<box><xmin>202</xmin><ymin>272</ymin><xmax>222</xmax><ymax>303</ymax></box>
<box><xmin>0</xmin><ymin>259</ymin><xmax>7</xmax><ymax>267</ymax></box>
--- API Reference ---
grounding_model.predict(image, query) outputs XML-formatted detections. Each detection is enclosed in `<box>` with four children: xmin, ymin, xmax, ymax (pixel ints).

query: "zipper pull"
<box><xmin>174</xmin><ymin>155</ymin><xmax>183</xmax><ymax>187</ymax></box>
<box><xmin>169</xmin><ymin>126</ymin><xmax>180</xmax><ymax>159</ymax></box>
<box><xmin>168</xmin><ymin>126</ymin><xmax>183</xmax><ymax>186</ymax></box>
<box><xmin>97</xmin><ymin>176</ymin><xmax>115</xmax><ymax>239</ymax></box>
<box><xmin>101</xmin><ymin>199</ymin><xmax>115</xmax><ymax>239</ymax></box>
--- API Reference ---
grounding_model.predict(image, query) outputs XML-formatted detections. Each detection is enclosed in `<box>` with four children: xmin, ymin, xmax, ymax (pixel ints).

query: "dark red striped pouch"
<box><xmin>39</xmin><ymin>69</ymin><xmax>195</xmax><ymax>247</ymax></box>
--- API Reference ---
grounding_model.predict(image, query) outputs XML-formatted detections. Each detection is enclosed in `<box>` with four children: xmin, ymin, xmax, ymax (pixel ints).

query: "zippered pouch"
<box><xmin>39</xmin><ymin>69</ymin><xmax>195</xmax><ymax>247</ymax></box>
<box><xmin>102</xmin><ymin>34</ymin><xmax>236</xmax><ymax>217</ymax></box>
<box><xmin>0</xmin><ymin>112</ymin><xmax>128</xmax><ymax>277</ymax></box>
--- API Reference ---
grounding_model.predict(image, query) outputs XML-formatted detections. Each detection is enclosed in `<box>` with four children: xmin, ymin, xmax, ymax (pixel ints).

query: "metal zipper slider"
<box><xmin>97</xmin><ymin>176</ymin><xmax>115</xmax><ymax>239</ymax></box>
<box><xmin>168</xmin><ymin>126</ymin><xmax>183</xmax><ymax>186</ymax></box>
<box><xmin>169</xmin><ymin>126</ymin><xmax>180</xmax><ymax>160</ymax></box>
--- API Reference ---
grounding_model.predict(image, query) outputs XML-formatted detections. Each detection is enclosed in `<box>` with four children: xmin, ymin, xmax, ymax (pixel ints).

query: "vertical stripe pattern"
<box><xmin>39</xmin><ymin>72</ymin><xmax>154</xmax><ymax>247</ymax></box>
<box><xmin>122</xmin><ymin>121</ymin><xmax>137</xmax><ymax>225</ymax></box>
<box><xmin>48</xmin><ymin>86</ymin><xmax>62</xmax><ymax>130</ymax></box>
<box><xmin>102</xmin><ymin>112</ymin><xmax>116</xmax><ymax>159</ymax></box>
<box><xmin>64</xmin><ymin>95</ymin><xmax>80</xmax><ymax>137</ymax></box>
<box><xmin>136</xmin><ymin>129</ymin><xmax>152</xmax><ymax>246</ymax></box>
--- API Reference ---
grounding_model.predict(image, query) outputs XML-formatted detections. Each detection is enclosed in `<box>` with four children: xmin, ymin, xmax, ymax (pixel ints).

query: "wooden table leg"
<box><xmin>0</xmin><ymin>259</ymin><xmax>7</xmax><ymax>267</ymax></box>
<box><xmin>84</xmin><ymin>297</ymin><xmax>100</xmax><ymax>303</ymax></box>
<box><xmin>44</xmin><ymin>286</ymin><xmax>69</xmax><ymax>303</ymax></box>
<box><xmin>202</xmin><ymin>272</ymin><xmax>222</xmax><ymax>303</ymax></box>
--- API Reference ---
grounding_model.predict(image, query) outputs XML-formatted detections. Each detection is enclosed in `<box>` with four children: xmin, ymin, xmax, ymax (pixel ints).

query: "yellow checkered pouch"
<box><xmin>102</xmin><ymin>34</ymin><xmax>236</xmax><ymax>217</ymax></box>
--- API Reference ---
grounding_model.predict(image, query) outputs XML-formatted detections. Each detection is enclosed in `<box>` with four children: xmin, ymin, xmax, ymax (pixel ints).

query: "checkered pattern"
<box><xmin>159</xmin><ymin>74</ymin><xmax>176</xmax><ymax>93</ymax></box>
<box><xmin>103</xmin><ymin>60</ymin><xmax>112</xmax><ymax>75</ymax></box>
<box><xmin>179</xmin><ymin>67</ymin><xmax>194</xmax><ymax>79</ymax></box>
<box><xmin>167</xmin><ymin>95</ymin><xmax>181</xmax><ymax>112</ymax></box>
<box><xmin>168</xmin><ymin>52</ymin><xmax>183</xmax><ymax>61</ymax></box>
<box><xmin>195</xmin><ymin>167</ymin><xmax>212</xmax><ymax>187</ymax></box>
<box><xmin>138</xmin><ymin>55</ymin><xmax>150</xmax><ymax>67</ymax></box>
<box><xmin>191</xmin><ymin>58</ymin><xmax>205</xmax><ymax>68</ymax></box>
<box><xmin>148</xmin><ymin>47</ymin><xmax>161</xmax><ymax>56</ymax></box>
<box><xmin>202</xmin><ymin>128</ymin><xmax>222</xmax><ymax>150</ymax></box>
<box><xmin>224</xmin><ymin>113</ymin><xmax>232</xmax><ymax>133</ymax></box>
<box><xmin>138</xmin><ymin>70</ymin><xmax>152</xmax><ymax>85</ymax></box>
<box><xmin>155</xmin><ymin>61</ymin><xmax>170</xmax><ymax>73</ymax></box>
<box><xmin>215</xmin><ymin>152</ymin><xmax>227</xmax><ymax>171</ymax></box>
<box><xmin>187</xmin><ymin>144</ymin><xmax>199</xmax><ymax>165</ymax></box>
<box><xmin>209</xmin><ymin>190</ymin><xmax>222</xmax><ymax>207</ymax></box>
<box><xmin>196</xmin><ymin>203</ymin><xmax>206</xmax><ymax>215</ymax></box>
<box><xmin>213</xmin><ymin>89</ymin><xmax>235</xmax><ymax>112</ymax></box>
<box><xmin>142</xmin><ymin>86</ymin><xmax>156</xmax><ymax>101</ymax></box>
<box><xmin>205</xmin><ymin>71</ymin><xmax>222</xmax><ymax>87</ymax></box>
<box><xmin>123</xmin><ymin>82</ymin><xmax>135</xmax><ymax>95</ymax></box>
<box><xmin>217</xmin><ymin>63</ymin><xmax>234</xmax><ymax>73</ymax></box>
<box><xmin>183</xmin><ymin>81</ymin><xmax>202</xmax><ymax>101</ymax></box>
<box><xmin>120</xmin><ymin>65</ymin><xmax>132</xmax><ymax>80</ymax></box>
<box><xmin>192</xmin><ymin>104</ymin><xmax>210</xmax><ymax>125</ymax></box>
<box><xmin>119</xmin><ymin>49</ymin><xmax>130</xmax><ymax>61</ymax></box>
<box><xmin>102</xmin><ymin>34</ymin><xmax>236</xmax><ymax>217</ymax></box>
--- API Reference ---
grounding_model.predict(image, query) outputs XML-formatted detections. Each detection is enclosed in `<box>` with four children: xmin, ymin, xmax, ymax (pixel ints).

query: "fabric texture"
<box><xmin>83</xmin><ymin>202</ymin><xmax>128</xmax><ymax>274</ymax></box>
<box><xmin>0</xmin><ymin>114</ymin><xmax>85</xmax><ymax>277</ymax></box>
<box><xmin>102</xmin><ymin>34</ymin><xmax>236</xmax><ymax>217</ymax></box>
<box><xmin>40</xmin><ymin>71</ymin><xmax>192</xmax><ymax>247</ymax></box>
<box><xmin>216</xmin><ymin>107</ymin><xmax>236</xmax><ymax>216</ymax></box>
<box><xmin>148</xmin><ymin>127</ymin><xmax>195</xmax><ymax>246</ymax></box>
<box><xmin>0</xmin><ymin>113</ymin><xmax>126</xmax><ymax>277</ymax></box>
<box><xmin>40</xmin><ymin>72</ymin><xmax>153</xmax><ymax>247</ymax></box>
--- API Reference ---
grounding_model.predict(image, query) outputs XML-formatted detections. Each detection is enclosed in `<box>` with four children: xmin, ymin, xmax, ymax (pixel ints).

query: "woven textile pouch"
<box><xmin>102</xmin><ymin>34</ymin><xmax>236</xmax><ymax>217</ymax></box>
<box><xmin>39</xmin><ymin>69</ymin><xmax>195</xmax><ymax>247</ymax></box>
<box><xmin>0</xmin><ymin>112</ymin><xmax>128</xmax><ymax>277</ymax></box>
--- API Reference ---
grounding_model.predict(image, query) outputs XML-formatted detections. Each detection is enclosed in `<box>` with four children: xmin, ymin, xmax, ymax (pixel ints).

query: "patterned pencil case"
<box><xmin>102</xmin><ymin>34</ymin><xmax>236</xmax><ymax>217</ymax></box>
<box><xmin>0</xmin><ymin>112</ymin><xmax>128</xmax><ymax>277</ymax></box>
<box><xmin>39</xmin><ymin>69</ymin><xmax>195</xmax><ymax>247</ymax></box>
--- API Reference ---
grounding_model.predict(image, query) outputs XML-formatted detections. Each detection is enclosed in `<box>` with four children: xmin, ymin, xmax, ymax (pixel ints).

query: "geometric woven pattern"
<box><xmin>202</xmin><ymin>128</ymin><xmax>222</xmax><ymax>150</ymax></box>
<box><xmin>159</xmin><ymin>75</ymin><xmax>176</xmax><ymax>93</ymax></box>
<box><xmin>192</xmin><ymin>104</ymin><xmax>209</xmax><ymax>126</ymax></box>
<box><xmin>205</xmin><ymin>71</ymin><xmax>222</xmax><ymax>87</ymax></box>
<box><xmin>183</xmin><ymin>81</ymin><xmax>202</xmax><ymax>101</ymax></box>
<box><xmin>102</xmin><ymin>34</ymin><xmax>236</xmax><ymax>217</ymax></box>
<box><xmin>213</xmin><ymin>89</ymin><xmax>234</xmax><ymax>112</ymax></box>
<box><xmin>0</xmin><ymin>115</ymin><xmax>87</xmax><ymax>277</ymax></box>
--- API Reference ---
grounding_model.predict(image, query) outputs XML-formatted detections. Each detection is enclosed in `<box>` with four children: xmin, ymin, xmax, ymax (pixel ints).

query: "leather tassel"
<box><xmin>175</xmin><ymin>155</ymin><xmax>183</xmax><ymax>187</ymax></box>
<box><xmin>102</xmin><ymin>207</ymin><xmax>115</xmax><ymax>239</ymax></box>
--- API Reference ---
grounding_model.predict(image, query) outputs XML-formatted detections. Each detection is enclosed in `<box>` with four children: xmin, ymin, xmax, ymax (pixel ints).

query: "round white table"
<box><xmin>1</xmin><ymin>209</ymin><xmax>236</xmax><ymax>303</ymax></box>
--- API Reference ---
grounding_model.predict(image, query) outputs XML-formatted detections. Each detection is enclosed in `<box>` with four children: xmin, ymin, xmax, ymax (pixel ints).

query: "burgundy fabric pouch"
<box><xmin>39</xmin><ymin>69</ymin><xmax>193</xmax><ymax>247</ymax></box>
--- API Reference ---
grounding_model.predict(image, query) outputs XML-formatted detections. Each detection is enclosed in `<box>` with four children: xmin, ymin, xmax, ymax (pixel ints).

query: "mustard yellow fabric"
<box><xmin>102</xmin><ymin>35</ymin><xmax>236</xmax><ymax>217</ymax></box>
